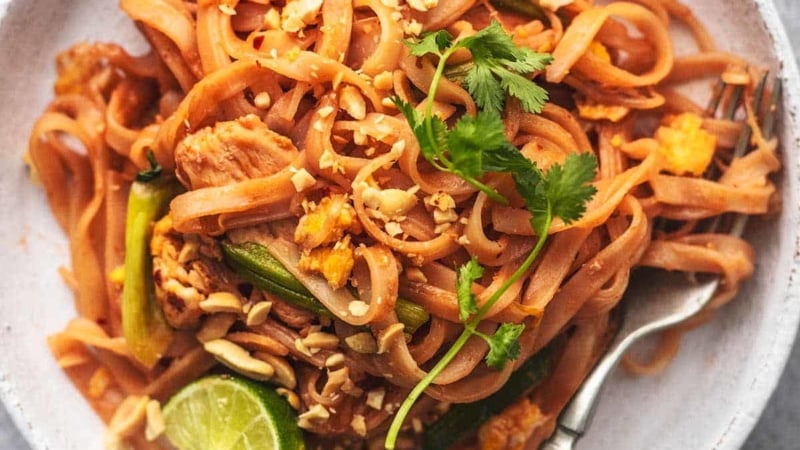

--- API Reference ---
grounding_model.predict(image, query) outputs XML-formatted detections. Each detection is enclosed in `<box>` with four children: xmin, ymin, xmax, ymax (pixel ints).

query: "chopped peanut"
<box><xmin>281</xmin><ymin>0</ymin><xmax>323</xmax><ymax>33</ymax></box>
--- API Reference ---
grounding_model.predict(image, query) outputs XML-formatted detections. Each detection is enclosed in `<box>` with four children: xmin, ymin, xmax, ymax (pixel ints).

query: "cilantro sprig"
<box><xmin>384</xmin><ymin>22</ymin><xmax>597</xmax><ymax>450</ymax></box>
<box><xmin>393</xmin><ymin>21</ymin><xmax>552</xmax><ymax>205</ymax></box>
<box><xmin>385</xmin><ymin>155</ymin><xmax>597</xmax><ymax>449</ymax></box>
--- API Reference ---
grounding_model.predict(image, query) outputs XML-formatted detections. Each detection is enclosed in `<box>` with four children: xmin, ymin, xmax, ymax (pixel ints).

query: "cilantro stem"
<box><xmin>422</xmin><ymin>47</ymin><xmax>509</xmax><ymax>206</ymax></box>
<box><xmin>384</xmin><ymin>210</ymin><xmax>553</xmax><ymax>449</ymax></box>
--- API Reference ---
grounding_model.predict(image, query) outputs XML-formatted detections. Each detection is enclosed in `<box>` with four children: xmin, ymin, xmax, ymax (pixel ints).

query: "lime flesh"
<box><xmin>162</xmin><ymin>375</ymin><xmax>305</xmax><ymax>450</ymax></box>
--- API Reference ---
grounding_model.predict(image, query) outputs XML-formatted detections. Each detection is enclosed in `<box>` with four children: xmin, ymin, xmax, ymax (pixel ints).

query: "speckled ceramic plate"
<box><xmin>0</xmin><ymin>1</ymin><xmax>798</xmax><ymax>449</ymax></box>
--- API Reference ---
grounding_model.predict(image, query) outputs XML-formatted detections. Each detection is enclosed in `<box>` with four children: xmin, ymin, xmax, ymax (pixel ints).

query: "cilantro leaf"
<box><xmin>515</xmin><ymin>153</ymin><xmax>598</xmax><ymax>236</ymax></box>
<box><xmin>496</xmin><ymin>68</ymin><xmax>550</xmax><ymax>114</ymax></box>
<box><xmin>464</xmin><ymin>63</ymin><xmax>505</xmax><ymax>114</ymax></box>
<box><xmin>406</xmin><ymin>30</ymin><xmax>453</xmax><ymax>57</ymax></box>
<box><xmin>446</xmin><ymin>110</ymin><xmax>510</xmax><ymax>179</ymax></box>
<box><xmin>393</xmin><ymin>97</ymin><xmax>449</xmax><ymax>171</ymax></box>
<box><xmin>485</xmin><ymin>323</ymin><xmax>525</xmax><ymax>370</ymax></box>
<box><xmin>456</xmin><ymin>257</ymin><xmax>483</xmax><ymax>322</ymax></box>
<box><xmin>456</xmin><ymin>21</ymin><xmax>553</xmax><ymax>113</ymax></box>
<box><xmin>546</xmin><ymin>153</ymin><xmax>598</xmax><ymax>224</ymax></box>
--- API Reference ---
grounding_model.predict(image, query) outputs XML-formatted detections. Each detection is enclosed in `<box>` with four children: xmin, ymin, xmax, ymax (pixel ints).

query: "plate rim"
<box><xmin>0</xmin><ymin>0</ymin><xmax>799</xmax><ymax>449</ymax></box>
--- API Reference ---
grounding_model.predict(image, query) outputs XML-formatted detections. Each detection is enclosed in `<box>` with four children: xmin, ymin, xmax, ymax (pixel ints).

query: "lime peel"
<box><xmin>162</xmin><ymin>374</ymin><xmax>306</xmax><ymax>450</ymax></box>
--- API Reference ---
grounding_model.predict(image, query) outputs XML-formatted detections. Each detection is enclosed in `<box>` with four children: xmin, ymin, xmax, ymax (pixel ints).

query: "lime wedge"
<box><xmin>162</xmin><ymin>375</ymin><xmax>306</xmax><ymax>450</ymax></box>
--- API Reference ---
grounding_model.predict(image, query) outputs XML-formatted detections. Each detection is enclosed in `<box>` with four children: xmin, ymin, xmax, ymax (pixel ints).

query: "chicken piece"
<box><xmin>478</xmin><ymin>398</ymin><xmax>549</xmax><ymax>450</ymax></box>
<box><xmin>655</xmin><ymin>112</ymin><xmax>717</xmax><ymax>176</ymax></box>
<box><xmin>298</xmin><ymin>236</ymin><xmax>355</xmax><ymax>290</ymax></box>
<box><xmin>151</xmin><ymin>216</ymin><xmax>240</xmax><ymax>329</ymax></box>
<box><xmin>175</xmin><ymin>114</ymin><xmax>298</xmax><ymax>190</ymax></box>
<box><xmin>295</xmin><ymin>195</ymin><xmax>362</xmax><ymax>249</ymax></box>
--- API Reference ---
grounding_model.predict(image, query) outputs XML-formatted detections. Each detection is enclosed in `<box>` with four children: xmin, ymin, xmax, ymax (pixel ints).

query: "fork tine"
<box><xmin>731</xmin><ymin>73</ymin><xmax>769</xmax><ymax>160</ymax></box>
<box><xmin>706</xmin><ymin>77</ymin><xmax>726</xmax><ymax>116</ymax></box>
<box><xmin>762</xmin><ymin>78</ymin><xmax>782</xmax><ymax>140</ymax></box>
<box><xmin>723</xmin><ymin>84</ymin><xmax>745</xmax><ymax>120</ymax></box>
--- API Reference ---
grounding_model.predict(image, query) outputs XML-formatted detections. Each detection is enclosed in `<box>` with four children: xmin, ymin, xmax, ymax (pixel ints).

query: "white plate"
<box><xmin>0</xmin><ymin>1</ymin><xmax>798</xmax><ymax>449</ymax></box>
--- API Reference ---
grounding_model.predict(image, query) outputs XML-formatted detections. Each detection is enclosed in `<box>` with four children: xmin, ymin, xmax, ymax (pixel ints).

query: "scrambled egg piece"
<box><xmin>295</xmin><ymin>194</ymin><xmax>362</xmax><ymax>249</ymax></box>
<box><xmin>298</xmin><ymin>236</ymin><xmax>355</xmax><ymax>290</ymax></box>
<box><xmin>655</xmin><ymin>113</ymin><xmax>717</xmax><ymax>176</ymax></box>
<box><xmin>576</xmin><ymin>99</ymin><xmax>630</xmax><ymax>122</ymax></box>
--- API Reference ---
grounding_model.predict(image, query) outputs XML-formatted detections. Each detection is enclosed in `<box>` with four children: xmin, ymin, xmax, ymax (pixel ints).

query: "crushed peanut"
<box><xmin>245</xmin><ymin>301</ymin><xmax>273</xmax><ymax>326</ymax></box>
<box><xmin>340</xmin><ymin>85</ymin><xmax>366</xmax><ymax>120</ymax></box>
<box><xmin>325</xmin><ymin>352</ymin><xmax>346</xmax><ymax>368</ymax></box>
<box><xmin>302</xmin><ymin>331</ymin><xmax>341</xmax><ymax>350</ymax></box>
<box><xmin>254</xmin><ymin>91</ymin><xmax>272</xmax><ymax>109</ymax></box>
<box><xmin>281</xmin><ymin>0</ymin><xmax>323</xmax><ymax>33</ymax></box>
<box><xmin>344</xmin><ymin>332</ymin><xmax>378</xmax><ymax>354</ymax></box>
<box><xmin>263</xmin><ymin>8</ymin><xmax>281</xmax><ymax>29</ymax></box>
<box><xmin>366</xmin><ymin>387</ymin><xmax>386</xmax><ymax>410</ymax></box>
<box><xmin>290</xmin><ymin>168</ymin><xmax>316</xmax><ymax>192</ymax></box>
<box><xmin>203</xmin><ymin>339</ymin><xmax>275</xmax><ymax>381</ymax></box>
<box><xmin>226</xmin><ymin>331</ymin><xmax>288</xmax><ymax>356</ymax></box>
<box><xmin>195</xmin><ymin>313</ymin><xmax>237</xmax><ymax>343</ymax></box>
<box><xmin>351</xmin><ymin>414</ymin><xmax>367</xmax><ymax>437</ymax></box>
<box><xmin>254</xmin><ymin>352</ymin><xmax>297</xmax><ymax>389</ymax></box>
<box><xmin>377</xmin><ymin>323</ymin><xmax>405</xmax><ymax>354</ymax></box>
<box><xmin>385</xmin><ymin>221</ymin><xmax>403</xmax><ymax>237</ymax></box>
<box><xmin>199</xmin><ymin>291</ymin><xmax>242</xmax><ymax>314</ymax></box>
<box><xmin>298</xmin><ymin>404</ymin><xmax>331</xmax><ymax>429</ymax></box>
<box><xmin>433</xmin><ymin>208</ymin><xmax>458</xmax><ymax>225</ymax></box>
<box><xmin>294</xmin><ymin>337</ymin><xmax>314</xmax><ymax>357</ymax></box>
<box><xmin>424</xmin><ymin>191</ymin><xmax>456</xmax><ymax>211</ymax></box>
<box><xmin>348</xmin><ymin>300</ymin><xmax>370</xmax><ymax>317</ymax></box>
<box><xmin>362</xmin><ymin>185</ymin><xmax>419</xmax><ymax>218</ymax></box>
<box><xmin>407</xmin><ymin>0</ymin><xmax>438</xmax><ymax>11</ymax></box>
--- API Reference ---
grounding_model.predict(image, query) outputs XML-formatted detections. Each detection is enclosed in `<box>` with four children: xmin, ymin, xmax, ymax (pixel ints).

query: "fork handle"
<box><xmin>541</xmin><ymin>330</ymin><xmax>643</xmax><ymax>450</ymax></box>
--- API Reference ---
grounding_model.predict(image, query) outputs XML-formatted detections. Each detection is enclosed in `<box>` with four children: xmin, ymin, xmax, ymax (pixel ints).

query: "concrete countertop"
<box><xmin>0</xmin><ymin>1</ymin><xmax>798</xmax><ymax>449</ymax></box>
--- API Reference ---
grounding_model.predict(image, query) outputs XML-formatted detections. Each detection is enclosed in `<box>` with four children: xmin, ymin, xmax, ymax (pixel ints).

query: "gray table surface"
<box><xmin>2</xmin><ymin>1</ymin><xmax>799</xmax><ymax>449</ymax></box>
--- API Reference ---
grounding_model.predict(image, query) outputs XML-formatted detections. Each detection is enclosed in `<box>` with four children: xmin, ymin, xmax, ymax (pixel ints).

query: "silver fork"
<box><xmin>541</xmin><ymin>74</ymin><xmax>781</xmax><ymax>450</ymax></box>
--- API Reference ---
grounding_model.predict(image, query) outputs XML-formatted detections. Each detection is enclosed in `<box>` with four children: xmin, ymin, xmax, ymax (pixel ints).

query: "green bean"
<box><xmin>221</xmin><ymin>241</ymin><xmax>430</xmax><ymax>333</ymax></box>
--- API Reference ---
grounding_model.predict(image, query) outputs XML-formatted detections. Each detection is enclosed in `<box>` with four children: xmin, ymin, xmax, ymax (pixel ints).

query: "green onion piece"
<box><xmin>223</xmin><ymin>251</ymin><xmax>334</xmax><ymax>319</ymax></box>
<box><xmin>489</xmin><ymin>0</ymin><xmax>548</xmax><ymax>22</ymax></box>
<box><xmin>122</xmin><ymin>179</ymin><xmax>181</xmax><ymax>368</ymax></box>
<box><xmin>422</xmin><ymin>348</ymin><xmax>550</xmax><ymax>450</ymax></box>
<box><xmin>395</xmin><ymin>298</ymin><xmax>430</xmax><ymax>334</ymax></box>
<box><xmin>221</xmin><ymin>240</ymin><xmax>430</xmax><ymax>332</ymax></box>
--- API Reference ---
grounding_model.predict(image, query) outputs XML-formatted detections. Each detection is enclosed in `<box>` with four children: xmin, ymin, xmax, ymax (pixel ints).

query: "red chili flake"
<box><xmin>253</xmin><ymin>35</ymin><xmax>265</xmax><ymax>49</ymax></box>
